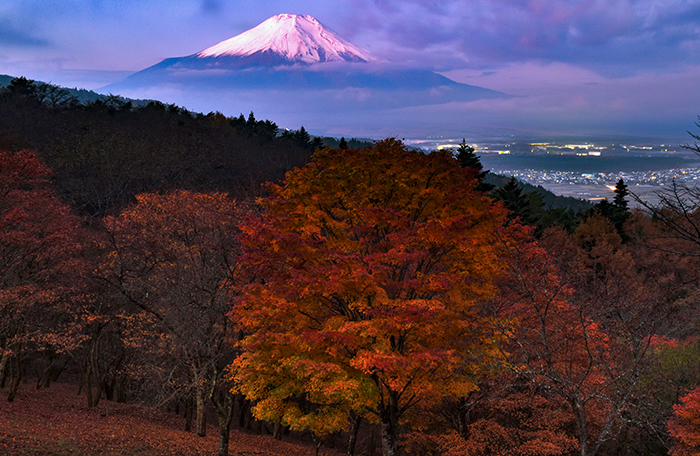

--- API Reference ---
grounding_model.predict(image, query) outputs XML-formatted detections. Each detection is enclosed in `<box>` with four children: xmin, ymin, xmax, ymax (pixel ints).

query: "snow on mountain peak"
<box><xmin>196</xmin><ymin>14</ymin><xmax>376</xmax><ymax>64</ymax></box>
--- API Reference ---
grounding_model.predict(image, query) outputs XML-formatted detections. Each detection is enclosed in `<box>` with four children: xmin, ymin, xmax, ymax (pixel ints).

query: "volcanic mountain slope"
<box><xmin>105</xmin><ymin>14</ymin><xmax>508</xmax><ymax>126</ymax></box>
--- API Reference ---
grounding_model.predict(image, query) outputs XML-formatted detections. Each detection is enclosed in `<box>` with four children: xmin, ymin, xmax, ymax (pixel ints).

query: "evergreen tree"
<box><xmin>492</xmin><ymin>176</ymin><xmax>542</xmax><ymax>227</ymax></box>
<box><xmin>246</xmin><ymin>111</ymin><xmax>256</xmax><ymax>126</ymax></box>
<box><xmin>7</xmin><ymin>76</ymin><xmax>37</xmax><ymax>98</ymax></box>
<box><xmin>339</xmin><ymin>137</ymin><xmax>348</xmax><ymax>150</ymax></box>
<box><xmin>584</xmin><ymin>179</ymin><xmax>630</xmax><ymax>241</ymax></box>
<box><xmin>613</xmin><ymin>178</ymin><xmax>629</xmax><ymax>212</ymax></box>
<box><xmin>611</xmin><ymin>178</ymin><xmax>630</xmax><ymax>239</ymax></box>
<box><xmin>456</xmin><ymin>139</ymin><xmax>484</xmax><ymax>176</ymax></box>
<box><xmin>455</xmin><ymin>138</ymin><xmax>494</xmax><ymax>192</ymax></box>
<box><xmin>296</xmin><ymin>126</ymin><xmax>311</xmax><ymax>145</ymax></box>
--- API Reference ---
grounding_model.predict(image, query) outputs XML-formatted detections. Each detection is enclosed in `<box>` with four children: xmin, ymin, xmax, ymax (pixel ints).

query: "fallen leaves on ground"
<box><xmin>0</xmin><ymin>383</ymin><xmax>341</xmax><ymax>455</ymax></box>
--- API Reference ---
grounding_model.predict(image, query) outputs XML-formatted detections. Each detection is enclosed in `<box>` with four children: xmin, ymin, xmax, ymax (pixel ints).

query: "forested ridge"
<box><xmin>0</xmin><ymin>76</ymin><xmax>326</xmax><ymax>219</ymax></box>
<box><xmin>2</xmin><ymin>77</ymin><xmax>700</xmax><ymax>456</ymax></box>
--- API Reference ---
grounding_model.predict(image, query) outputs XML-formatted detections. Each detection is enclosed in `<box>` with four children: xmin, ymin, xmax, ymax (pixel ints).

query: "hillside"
<box><xmin>0</xmin><ymin>74</ymin><xmax>140</xmax><ymax>105</ymax></box>
<box><xmin>0</xmin><ymin>77</ymin><xmax>320</xmax><ymax>218</ymax></box>
<box><xmin>0</xmin><ymin>383</ymin><xmax>341</xmax><ymax>456</ymax></box>
<box><xmin>485</xmin><ymin>173</ymin><xmax>593</xmax><ymax>212</ymax></box>
<box><xmin>0</xmin><ymin>76</ymin><xmax>591</xmax><ymax>227</ymax></box>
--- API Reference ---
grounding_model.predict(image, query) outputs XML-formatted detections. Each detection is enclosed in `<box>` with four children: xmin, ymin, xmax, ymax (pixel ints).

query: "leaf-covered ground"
<box><xmin>0</xmin><ymin>383</ymin><xmax>341</xmax><ymax>455</ymax></box>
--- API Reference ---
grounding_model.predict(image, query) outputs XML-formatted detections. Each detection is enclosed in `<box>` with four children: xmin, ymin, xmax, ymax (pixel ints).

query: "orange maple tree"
<box><xmin>231</xmin><ymin>139</ymin><xmax>512</xmax><ymax>456</ymax></box>
<box><xmin>0</xmin><ymin>149</ymin><xmax>85</xmax><ymax>402</ymax></box>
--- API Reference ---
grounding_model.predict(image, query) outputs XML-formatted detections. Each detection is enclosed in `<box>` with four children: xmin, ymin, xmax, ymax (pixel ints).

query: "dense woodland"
<box><xmin>2</xmin><ymin>77</ymin><xmax>700</xmax><ymax>456</ymax></box>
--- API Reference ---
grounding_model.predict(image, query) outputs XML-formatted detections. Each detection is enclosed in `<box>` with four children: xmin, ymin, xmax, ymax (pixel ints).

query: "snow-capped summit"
<box><xmin>195</xmin><ymin>14</ymin><xmax>375</xmax><ymax>65</ymax></box>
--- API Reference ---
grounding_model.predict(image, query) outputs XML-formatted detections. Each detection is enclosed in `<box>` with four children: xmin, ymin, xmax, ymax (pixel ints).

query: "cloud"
<box><xmin>200</xmin><ymin>0</ymin><xmax>222</xmax><ymax>14</ymax></box>
<box><xmin>342</xmin><ymin>0</ymin><xmax>700</xmax><ymax>76</ymax></box>
<box><xmin>0</xmin><ymin>21</ymin><xmax>50</xmax><ymax>47</ymax></box>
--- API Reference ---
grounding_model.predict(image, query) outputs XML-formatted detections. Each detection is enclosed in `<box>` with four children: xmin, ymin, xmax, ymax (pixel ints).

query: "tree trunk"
<box><xmin>90</xmin><ymin>341</ymin><xmax>103</xmax><ymax>407</ymax></box>
<box><xmin>185</xmin><ymin>394</ymin><xmax>194</xmax><ymax>432</ymax></box>
<box><xmin>116</xmin><ymin>373</ymin><xmax>127</xmax><ymax>403</ymax></box>
<box><xmin>218</xmin><ymin>422</ymin><xmax>231</xmax><ymax>456</ymax></box>
<box><xmin>36</xmin><ymin>351</ymin><xmax>55</xmax><ymax>390</ymax></box>
<box><xmin>0</xmin><ymin>349</ymin><xmax>10</xmax><ymax>388</ymax></box>
<box><xmin>273</xmin><ymin>421</ymin><xmax>284</xmax><ymax>440</ymax></box>
<box><xmin>84</xmin><ymin>357</ymin><xmax>94</xmax><ymax>408</ymax></box>
<box><xmin>213</xmin><ymin>392</ymin><xmax>235</xmax><ymax>456</ymax></box>
<box><xmin>82</xmin><ymin>340</ymin><xmax>104</xmax><ymax>408</ymax></box>
<box><xmin>237</xmin><ymin>395</ymin><xmax>250</xmax><ymax>428</ymax></box>
<box><xmin>7</xmin><ymin>346</ymin><xmax>22</xmax><ymax>402</ymax></box>
<box><xmin>571</xmin><ymin>395</ymin><xmax>590</xmax><ymax>456</ymax></box>
<box><xmin>196</xmin><ymin>385</ymin><xmax>207</xmax><ymax>437</ymax></box>
<box><xmin>378</xmin><ymin>392</ymin><xmax>400</xmax><ymax>456</ymax></box>
<box><xmin>312</xmin><ymin>434</ymin><xmax>323</xmax><ymax>456</ymax></box>
<box><xmin>347</xmin><ymin>414</ymin><xmax>362</xmax><ymax>456</ymax></box>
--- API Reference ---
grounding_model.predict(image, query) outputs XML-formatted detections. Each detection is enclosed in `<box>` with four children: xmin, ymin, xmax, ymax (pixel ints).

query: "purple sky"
<box><xmin>2</xmin><ymin>0</ymin><xmax>700</xmax><ymax>141</ymax></box>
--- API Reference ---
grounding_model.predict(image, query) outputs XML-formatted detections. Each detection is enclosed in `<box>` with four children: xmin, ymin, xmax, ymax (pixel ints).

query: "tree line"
<box><xmin>0</xmin><ymin>76</ymin><xmax>321</xmax><ymax>219</ymax></box>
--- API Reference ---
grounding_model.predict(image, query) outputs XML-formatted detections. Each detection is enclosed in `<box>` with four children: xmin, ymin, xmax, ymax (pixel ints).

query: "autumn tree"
<box><xmin>432</xmin><ymin>375</ymin><xmax>578</xmax><ymax>456</ymax></box>
<box><xmin>0</xmin><ymin>149</ymin><xmax>85</xmax><ymax>401</ymax></box>
<box><xmin>631</xmin><ymin>180</ymin><xmax>700</xmax><ymax>257</ymax></box>
<box><xmin>402</xmin><ymin>362</ymin><xmax>579</xmax><ymax>456</ymax></box>
<box><xmin>668</xmin><ymin>387</ymin><xmax>700</xmax><ymax>456</ymax></box>
<box><xmin>232</xmin><ymin>139</ymin><xmax>512</xmax><ymax>456</ymax></box>
<box><xmin>628</xmin><ymin>336</ymin><xmax>700</xmax><ymax>455</ymax></box>
<box><xmin>97</xmin><ymin>190</ymin><xmax>247</xmax><ymax>456</ymax></box>
<box><xmin>510</xmin><ymin>211</ymin><xmax>696</xmax><ymax>456</ymax></box>
<box><xmin>629</xmin><ymin>119</ymin><xmax>700</xmax><ymax>253</ymax></box>
<box><xmin>491</xmin><ymin>232</ymin><xmax>622</xmax><ymax>456</ymax></box>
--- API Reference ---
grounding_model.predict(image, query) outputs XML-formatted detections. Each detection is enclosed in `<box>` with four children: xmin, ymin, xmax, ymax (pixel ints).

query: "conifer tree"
<box><xmin>455</xmin><ymin>138</ymin><xmax>493</xmax><ymax>192</ymax></box>
<box><xmin>588</xmin><ymin>179</ymin><xmax>630</xmax><ymax>240</ymax></box>
<box><xmin>297</xmin><ymin>126</ymin><xmax>311</xmax><ymax>145</ymax></box>
<box><xmin>613</xmin><ymin>178</ymin><xmax>629</xmax><ymax>212</ymax></box>
<box><xmin>7</xmin><ymin>76</ymin><xmax>37</xmax><ymax>98</ymax></box>
<box><xmin>610</xmin><ymin>178</ymin><xmax>631</xmax><ymax>240</ymax></box>
<box><xmin>492</xmin><ymin>176</ymin><xmax>543</xmax><ymax>228</ymax></box>
<box><xmin>246</xmin><ymin>111</ymin><xmax>256</xmax><ymax>126</ymax></box>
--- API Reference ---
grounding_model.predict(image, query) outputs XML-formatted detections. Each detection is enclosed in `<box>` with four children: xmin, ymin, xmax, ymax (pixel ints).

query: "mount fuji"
<box><xmin>104</xmin><ymin>14</ymin><xmax>509</xmax><ymax>134</ymax></box>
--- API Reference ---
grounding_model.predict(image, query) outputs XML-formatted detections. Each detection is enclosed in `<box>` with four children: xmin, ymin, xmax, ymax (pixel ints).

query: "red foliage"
<box><xmin>669</xmin><ymin>387</ymin><xmax>700</xmax><ymax>456</ymax></box>
<box><xmin>0</xmin><ymin>149</ymin><xmax>53</xmax><ymax>196</ymax></box>
<box><xmin>490</xmin><ymin>230</ymin><xmax>619</xmax><ymax>456</ymax></box>
<box><xmin>649</xmin><ymin>335</ymin><xmax>682</xmax><ymax>350</ymax></box>
<box><xmin>0</xmin><ymin>149</ymin><xmax>86</xmax><ymax>399</ymax></box>
<box><xmin>98</xmin><ymin>190</ymin><xmax>247</xmax><ymax>446</ymax></box>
